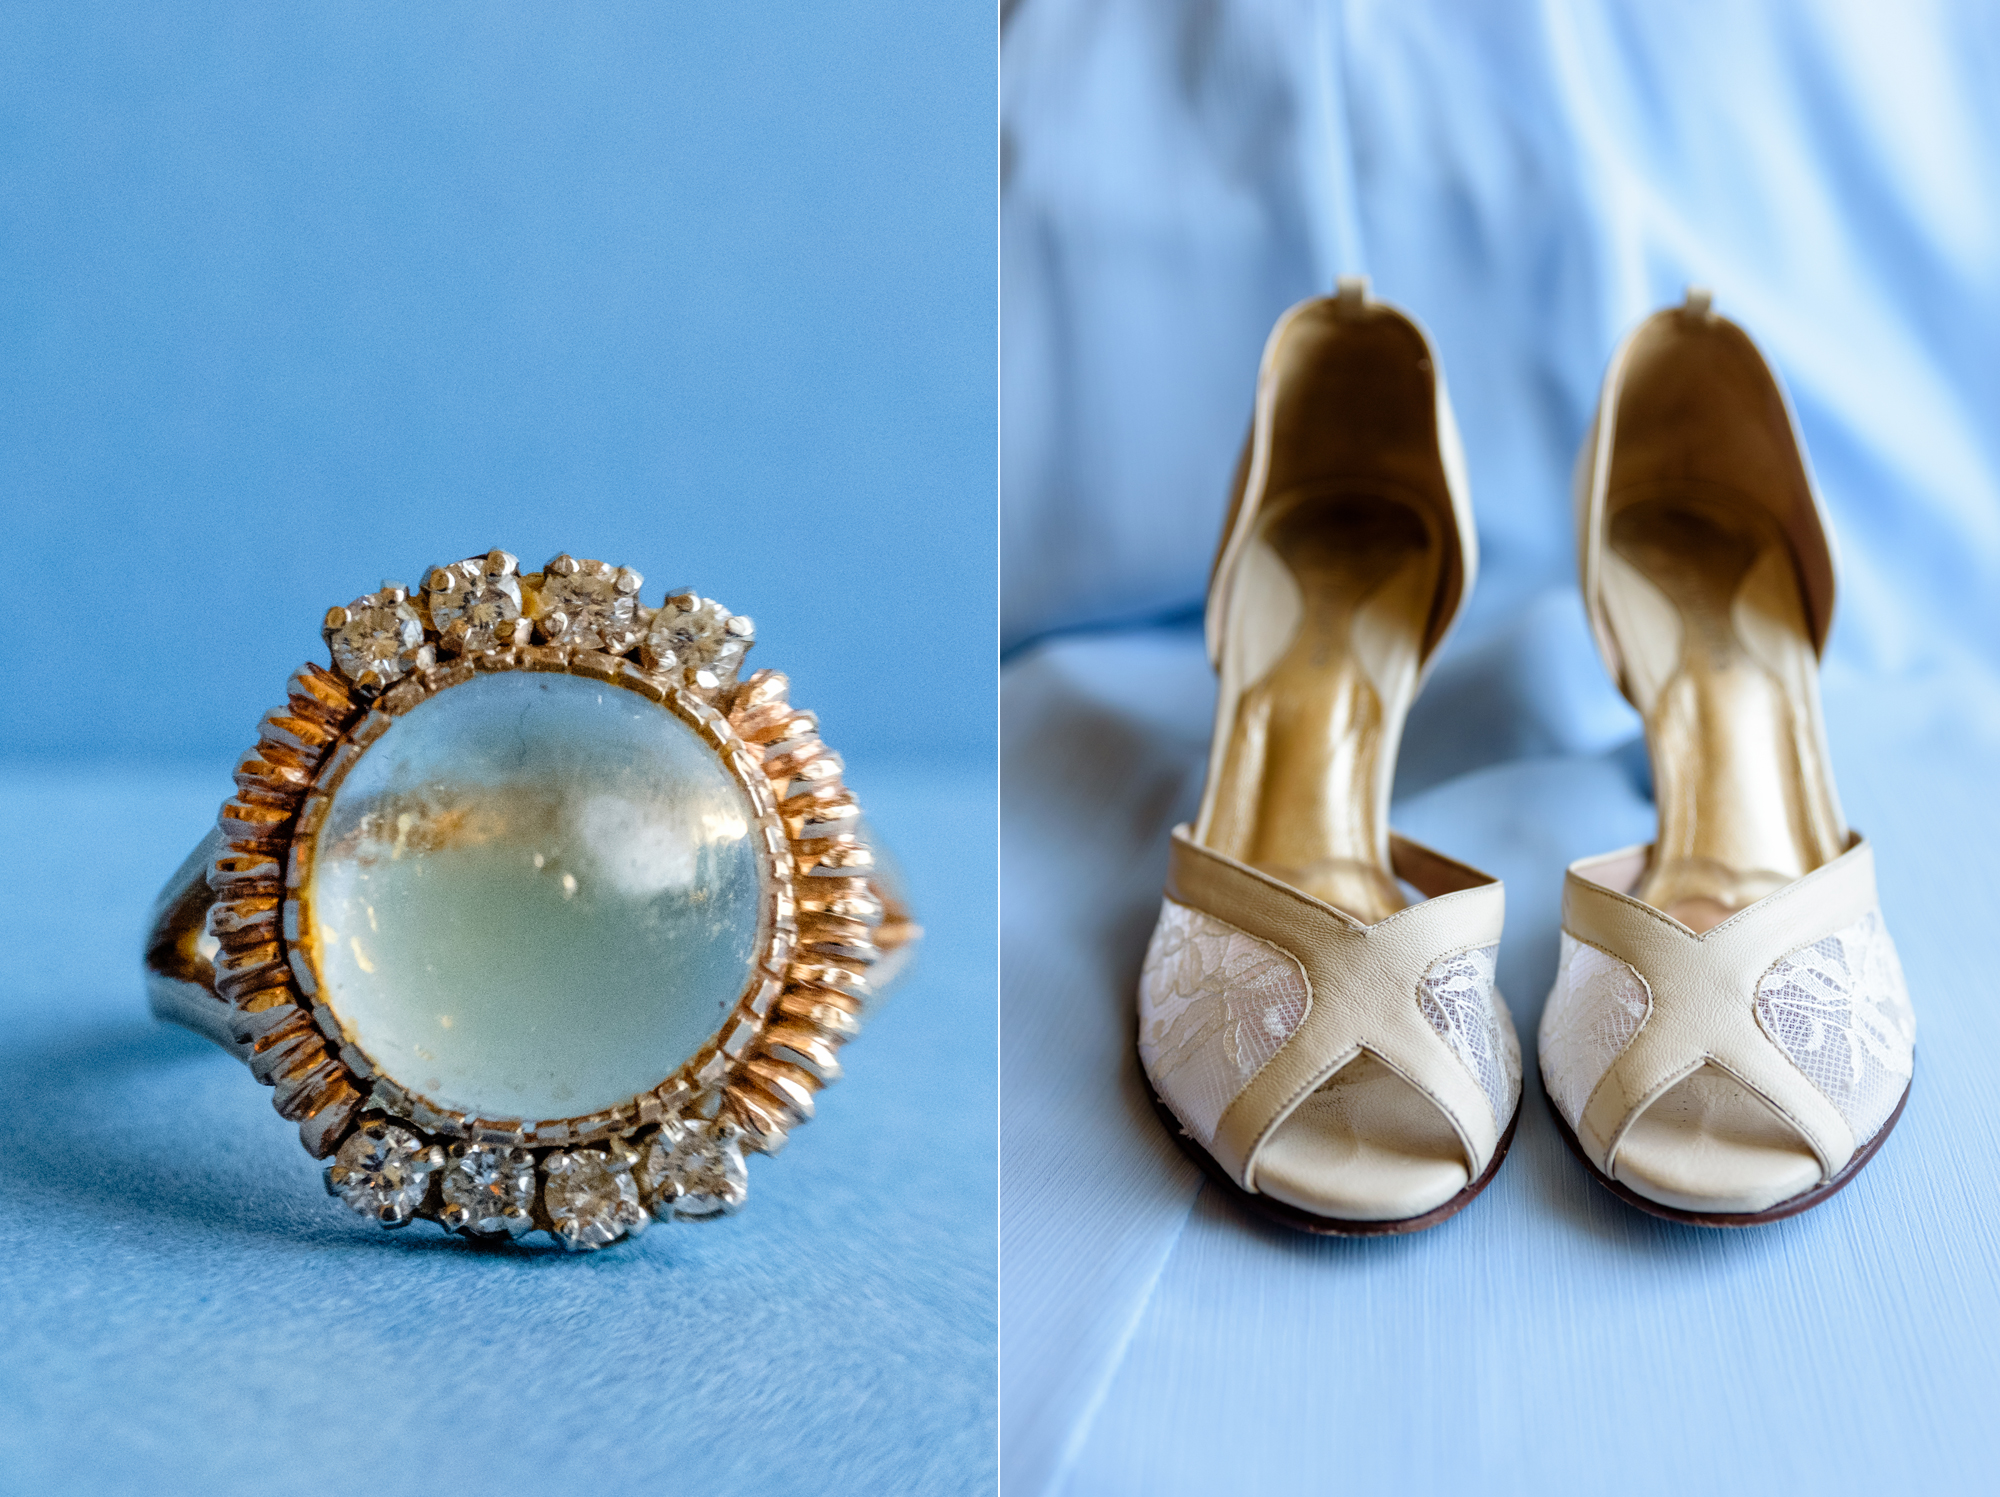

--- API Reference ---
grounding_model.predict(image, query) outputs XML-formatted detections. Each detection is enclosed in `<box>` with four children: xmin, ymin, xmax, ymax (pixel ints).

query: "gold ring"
<box><xmin>143</xmin><ymin>549</ymin><xmax>919</xmax><ymax>1250</ymax></box>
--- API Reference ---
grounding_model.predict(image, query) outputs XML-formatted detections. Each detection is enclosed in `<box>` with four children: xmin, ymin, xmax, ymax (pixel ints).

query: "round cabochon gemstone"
<box><xmin>310</xmin><ymin>671</ymin><xmax>765</xmax><ymax>1123</ymax></box>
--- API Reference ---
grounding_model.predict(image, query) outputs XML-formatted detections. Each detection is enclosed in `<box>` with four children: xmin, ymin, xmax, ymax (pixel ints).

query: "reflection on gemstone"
<box><xmin>311</xmin><ymin>671</ymin><xmax>765</xmax><ymax>1123</ymax></box>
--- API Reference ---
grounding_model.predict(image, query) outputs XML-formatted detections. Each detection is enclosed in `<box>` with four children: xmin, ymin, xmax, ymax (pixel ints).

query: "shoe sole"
<box><xmin>1143</xmin><ymin>1059</ymin><xmax>1520</xmax><ymax>1237</ymax></box>
<box><xmin>1542</xmin><ymin>1072</ymin><xmax>1910</xmax><ymax>1227</ymax></box>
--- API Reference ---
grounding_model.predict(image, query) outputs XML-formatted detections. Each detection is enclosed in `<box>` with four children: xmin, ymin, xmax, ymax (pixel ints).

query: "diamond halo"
<box><xmin>189</xmin><ymin>549</ymin><xmax>902</xmax><ymax>1250</ymax></box>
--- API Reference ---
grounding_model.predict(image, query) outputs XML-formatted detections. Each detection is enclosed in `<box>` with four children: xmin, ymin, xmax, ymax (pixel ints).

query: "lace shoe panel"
<box><xmin>1136</xmin><ymin>899</ymin><xmax>1310</xmax><ymax>1147</ymax></box>
<box><xmin>1539</xmin><ymin>933</ymin><xmax>1652</xmax><ymax>1130</ymax></box>
<box><xmin>1756</xmin><ymin>910</ymin><xmax>1915</xmax><ymax>1146</ymax></box>
<box><xmin>1416</xmin><ymin>945</ymin><xmax>1520</xmax><ymax>1129</ymax></box>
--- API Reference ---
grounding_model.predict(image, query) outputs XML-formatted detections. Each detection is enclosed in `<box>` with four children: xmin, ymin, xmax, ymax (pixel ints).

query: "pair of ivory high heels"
<box><xmin>1136</xmin><ymin>279</ymin><xmax>1916</xmax><ymax>1232</ymax></box>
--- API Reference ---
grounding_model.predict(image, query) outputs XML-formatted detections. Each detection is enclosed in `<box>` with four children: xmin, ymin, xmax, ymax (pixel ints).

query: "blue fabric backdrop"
<box><xmin>1002</xmin><ymin>2</ymin><xmax>2000</xmax><ymax>1492</ymax></box>
<box><xmin>0</xmin><ymin>5</ymin><xmax>995</xmax><ymax>1493</ymax></box>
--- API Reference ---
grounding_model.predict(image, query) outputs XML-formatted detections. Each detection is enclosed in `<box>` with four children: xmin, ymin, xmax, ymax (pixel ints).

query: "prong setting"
<box><xmin>440</xmin><ymin>1142</ymin><xmax>539</xmax><ymax>1239</ymax></box>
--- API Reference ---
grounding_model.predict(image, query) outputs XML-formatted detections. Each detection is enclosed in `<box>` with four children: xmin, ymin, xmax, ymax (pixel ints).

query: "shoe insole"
<box><xmin>1612</xmin><ymin>1063</ymin><xmax>1821</xmax><ymax>1214</ymax></box>
<box><xmin>1601</xmin><ymin>483</ymin><xmax>1844</xmax><ymax>1210</ymax></box>
<box><xmin>1198</xmin><ymin>490</ymin><xmax>1463</xmax><ymax>1217</ymax></box>
<box><xmin>1605</xmin><ymin>486</ymin><xmax>1846</xmax><ymax>929</ymax></box>
<box><xmin>1254</xmin><ymin>1052</ymin><xmax>1470</xmax><ymax>1220</ymax></box>
<box><xmin>1200</xmin><ymin>491</ymin><xmax>1439</xmax><ymax>924</ymax></box>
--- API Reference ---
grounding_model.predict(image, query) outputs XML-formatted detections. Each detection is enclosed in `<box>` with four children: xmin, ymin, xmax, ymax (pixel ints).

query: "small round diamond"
<box><xmin>641</xmin><ymin>593</ymin><xmax>754</xmax><ymax>691</ymax></box>
<box><xmin>425</xmin><ymin>552</ymin><xmax>528</xmax><ymax>654</ymax></box>
<box><xmin>325</xmin><ymin>587</ymin><xmax>432</xmax><ymax>690</ymax></box>
<box><xmin>641</xmin><ymin>1116</ymin><xmax>749</xmax><ymax>1221</ymax></box>
<box><xmin>324</xmin><ymin>1122</ymin><xmax>443</xmax><ymax>1226</ymax></box>
<box><xmin>537</xmin><ymin>555</ymin><xmax>644</xmax><ymax>654</ymax></box>
<box><xmin>439</xmin><ymin>1142</ymin><xmax>537</xmax><ymax>1237</ymax></box>
<box><xmin>543</xmin><ymin>1143</ymin><xmax>648</xmax><ymax>1251</ymax></box>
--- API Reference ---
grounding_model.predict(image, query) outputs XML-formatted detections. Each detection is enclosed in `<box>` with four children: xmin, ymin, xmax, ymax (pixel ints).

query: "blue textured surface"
<box><xmin>1002</xmin><ymin>3</ymin><xmax>2000</xmax><ymax>1493</ymax></box>
<box><xmin>0</xmin><ymin>758</ymin><xmax>995</xmax><ymax>1495</ymax></box>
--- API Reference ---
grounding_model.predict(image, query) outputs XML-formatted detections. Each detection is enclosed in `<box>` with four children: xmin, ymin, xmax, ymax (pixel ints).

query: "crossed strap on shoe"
<box><xmin>1550</xmin><ymin>833</ymin><xmax>1911</xmax><ymax>1191</ymax></box>
<box><xmin>1146</xmin><ymin>825</ymin><xmax>1510</xmax><ymax>1194</ymax></box>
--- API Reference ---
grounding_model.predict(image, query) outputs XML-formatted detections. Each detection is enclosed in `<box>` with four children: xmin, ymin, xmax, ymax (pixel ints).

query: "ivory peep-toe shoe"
<box><xmin>1542</xmin><ymin>290</ymin><xmax>1915</xmax><ymax>1225</ymax></box>
<box><xmin>1136</xmin><ymin>279</ymin><xmax>1522</xmax><ymax>1236</ymax></box>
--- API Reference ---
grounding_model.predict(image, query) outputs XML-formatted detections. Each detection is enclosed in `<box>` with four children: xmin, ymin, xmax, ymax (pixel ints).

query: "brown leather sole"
<box><xmin>1544</xmin><ymin>1073</ymin><xmax>1910</xmax><ymax>1227</ymax></box>
<box><xmin>1144</xmin><ymin>1063</ymin><xmax>1520</xmax><ymax>1237</ymax></box>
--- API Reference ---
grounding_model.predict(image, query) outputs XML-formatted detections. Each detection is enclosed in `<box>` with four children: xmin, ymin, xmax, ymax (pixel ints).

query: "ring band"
<box><xmin>142</xmin><ymin>549</ymin><xmax>919</xmax><ymax>1250</ymax></box>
